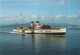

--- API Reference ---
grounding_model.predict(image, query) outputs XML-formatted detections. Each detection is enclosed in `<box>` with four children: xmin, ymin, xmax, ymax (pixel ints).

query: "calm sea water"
<box><xmin>0</xmin><ymin>27</ymin><xmax>80</xmax><ymax>55</ymax></box>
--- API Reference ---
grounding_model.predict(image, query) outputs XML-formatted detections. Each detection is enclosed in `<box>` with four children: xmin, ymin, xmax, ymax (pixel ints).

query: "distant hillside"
<box><xmin>0</xmin><ymin>23</ymin><xmax>80</xmax><ymax>28</ymax></box>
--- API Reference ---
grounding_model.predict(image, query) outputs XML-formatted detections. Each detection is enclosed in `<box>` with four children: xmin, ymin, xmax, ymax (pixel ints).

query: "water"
<box><xmin>0</xmin><ymin>27</ymin><xmax>80</xmax><ymax>55</ymax></box>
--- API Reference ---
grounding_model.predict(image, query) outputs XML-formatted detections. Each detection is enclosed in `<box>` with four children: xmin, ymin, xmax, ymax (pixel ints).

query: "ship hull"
<box><xmin>25</xmin><ymin>33</ymin><xmax>65</xmax><ymax>35</ymax></box>
<box><xmin>13</xmin><ymin>28</ymin><xmax>66</xmax><ymax>35</ymax></box>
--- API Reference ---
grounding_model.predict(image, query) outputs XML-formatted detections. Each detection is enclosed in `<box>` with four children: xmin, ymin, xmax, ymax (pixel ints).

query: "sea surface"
<box><xmin>0</xmin><ymin>27</ymin><xmax>80</xmax><ymax>55</ymax></box>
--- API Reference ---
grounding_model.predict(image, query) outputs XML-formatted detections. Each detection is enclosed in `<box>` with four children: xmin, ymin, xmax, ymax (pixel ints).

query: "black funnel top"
<box><xmin>36</xmin><ymin>21</ymin><xmax>39</xmax><ymax>23</ymax></box>
<box><xmin>31</xmin><ymin>21</ymin><xmax>34</xmax><ymax>23</ymax></box>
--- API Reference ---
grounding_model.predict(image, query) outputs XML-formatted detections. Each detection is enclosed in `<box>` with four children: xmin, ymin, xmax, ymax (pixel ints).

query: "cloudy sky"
<box><xmin>0</xmin><ymin>0</ymin><xmax>80</xmax><ymax>25</ymax></box>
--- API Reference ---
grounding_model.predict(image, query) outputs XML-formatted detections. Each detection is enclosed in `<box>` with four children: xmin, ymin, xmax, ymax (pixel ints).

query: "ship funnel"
<box><xmin>36</xmin><ymin>21</ymin><xmax>39</xmax><ymax>27</ymax></box>
<box><xmin>31</xmin><ymin>21</ymin><xmax>34</xmax><ymax>29</ymax></box>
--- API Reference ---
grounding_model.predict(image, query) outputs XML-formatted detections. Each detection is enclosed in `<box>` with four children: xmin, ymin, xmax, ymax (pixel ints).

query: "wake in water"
<box><xmin>0</xmin><ymin>31</ymin><xmax>28</xmax><ymax>35</ymax></box>
<box><xmin>0</xmin><ymin>31</ymin><xmax>18</xmax><ymax>34</ymax></box>
<box><xmin>0</xmin><ymin>31</ymin><xmax>65</xmax><ymax>36</ymax></box>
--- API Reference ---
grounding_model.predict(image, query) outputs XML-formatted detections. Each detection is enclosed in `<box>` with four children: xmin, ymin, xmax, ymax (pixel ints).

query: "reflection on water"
<box><xmin>20</xmin><ymin>34</ymin><xmax>66</xmax><ymax>55</ymax></box>
<box><xmin>35</xmin><ymin>34</ymin><xmax>66</xmax><ymax>55</ymax></box>
<box><xmin>21</xmin><ymin>34</ymin><xmax>25</xmax><ymax>48</ymax></box>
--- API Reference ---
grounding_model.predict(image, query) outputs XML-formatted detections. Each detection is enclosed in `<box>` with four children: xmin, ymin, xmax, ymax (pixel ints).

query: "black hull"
<box><xmin>25</xmin><ymin>33</ymin><xmax>65</xmax><ymax>35</ymax></box>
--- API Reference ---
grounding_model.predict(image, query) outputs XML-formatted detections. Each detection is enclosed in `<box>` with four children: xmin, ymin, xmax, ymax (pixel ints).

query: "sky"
<box><xmin>0</xmin><ymin>0</ymin><xmax>80</xmax><ymax>25</ymax></box>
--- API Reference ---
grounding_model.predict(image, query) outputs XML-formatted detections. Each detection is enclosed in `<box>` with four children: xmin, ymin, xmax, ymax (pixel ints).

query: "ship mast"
<box><xmin>21</xmin><ymin>14</ymin><xmax>23</xmax><ymax>27</ymax></box>
<box><xmin>51</xmin><ymin>8</ymin><xmax>53</xmax><ymax>27</ymax></box>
